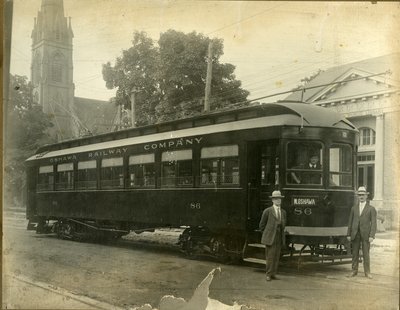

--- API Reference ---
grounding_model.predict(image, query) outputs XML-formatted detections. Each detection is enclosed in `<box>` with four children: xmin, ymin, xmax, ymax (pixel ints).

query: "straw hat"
<box><xmin>269</xmin><ymin>190</ymin><xmax>285</xmax><ymax>198</ymax></box>
<box><xmin>357</xmin><ymin>186</ymin><xmax>369</xmax><ymax>195</ymax></box>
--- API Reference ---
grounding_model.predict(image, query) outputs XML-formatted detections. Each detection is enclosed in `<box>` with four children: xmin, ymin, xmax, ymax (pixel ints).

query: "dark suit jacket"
<box><xmin>347</xmin><ymin>201</ymin><xmax>377</xmax><ymax>241</ymax></box>
<box><xmin>259</xmin><ymin>206</ymin><xmax>286</xmax><ymax>246</ymax></box>
<box><xmin>292</xmin><ymin>163</ymin><xmax>322</xmax><ymax>184</ymax></box>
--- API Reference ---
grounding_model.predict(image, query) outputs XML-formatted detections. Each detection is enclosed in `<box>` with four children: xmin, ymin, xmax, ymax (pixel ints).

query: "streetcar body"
<box><xmin>26</xmin><ymin>102</ymin><xmax>358</xmax><ymax>259</ymax></box>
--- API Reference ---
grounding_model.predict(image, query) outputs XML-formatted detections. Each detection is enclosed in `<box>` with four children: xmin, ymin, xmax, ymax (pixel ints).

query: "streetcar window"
<box><xmin>329</xmin><ymin>144</ymin><xmax>352</xmax><ymax>187</ymax></box>
<box><xmin>286</xmin><ymin>142</ymin><xmax>323</xmax><ymax>185</ymax></box>
<box><xmin>161</xmin><ymin>150</ymin><xmax>193</xmax><ymax>187</ymax></box>
<box><xmin>55</xmin><ymin>163</ymin><xmax>74</xmax><ymax>190</ymax></box>
<box><xmin>37</xmin><ymin>165</ymin><xmax>54</xmax><ymax>191</ymax></box>
<box><xmin>200</xmin><ymin>145</ymin><xmax>239</xmax><ymax>187</ymax></box>
<box><xmin>77</xmin><ymin>160</ymin><xmax>97</xmax><ymax>190</ymax></box>
<box><xmin>128</xmin><ymin>154</ymin><xmax>155</xmax><ymax>188</ymax></box>
<box><xmin>261</xmin><ymin>146</ymin><xmax>274</xmax><ymax>185</ymax></box>
<box><xmin>101</xmin><ymin>157</ymin><xmax>124</xmax><ymax>189</ymax></box>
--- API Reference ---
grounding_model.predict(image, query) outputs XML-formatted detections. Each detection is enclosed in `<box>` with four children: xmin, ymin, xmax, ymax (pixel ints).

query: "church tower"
<box><xmin>31</xmin><ymin>0</ymin><xmax>76</xmax><ymax>140</ymax></box>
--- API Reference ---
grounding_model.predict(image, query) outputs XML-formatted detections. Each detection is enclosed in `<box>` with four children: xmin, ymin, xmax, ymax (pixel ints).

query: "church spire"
<box><xmin>41</xmin><ymin>0</ymin><xmax>64</xmax><ymax>8</ymax></box>
<box><xmin>32</xmin><ymin>0</ymin><xmax>72</xmax><ymax>45</ymax></box>
<box><xmin>31</xmin><ymin>0</ymin><xmax>76</xmax><ymax>141</ymax></box>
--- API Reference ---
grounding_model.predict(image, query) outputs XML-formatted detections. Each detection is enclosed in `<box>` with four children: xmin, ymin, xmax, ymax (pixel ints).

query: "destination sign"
<box><xmin>292</xmin><ymin>197</ymin><xmax>318</xmax><ymax>206</ymax></box>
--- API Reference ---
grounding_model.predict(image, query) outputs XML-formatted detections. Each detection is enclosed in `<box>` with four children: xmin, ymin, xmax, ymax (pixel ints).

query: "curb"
<box><xmin>6</xmin><ymin>274</ymin><xmax>126</xmax><ymax>310</ymax></box>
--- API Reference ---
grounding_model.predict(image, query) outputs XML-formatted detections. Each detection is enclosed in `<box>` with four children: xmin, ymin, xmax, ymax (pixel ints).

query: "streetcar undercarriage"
<box><xmin>28</xmin><ymin>217</ymin><xmax>352</xmax><ymax>265</ymax></box>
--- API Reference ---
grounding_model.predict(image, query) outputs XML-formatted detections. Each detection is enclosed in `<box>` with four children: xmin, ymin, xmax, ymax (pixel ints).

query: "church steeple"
<box><xmin>31</xmin><ymin>0</ymin><xmax>76</xmax><ymax>140</ymax></box>
<box><xmin>32</xmin><ymin>0</ymin><xmax>73</xmax><ymax>46</ymax></box>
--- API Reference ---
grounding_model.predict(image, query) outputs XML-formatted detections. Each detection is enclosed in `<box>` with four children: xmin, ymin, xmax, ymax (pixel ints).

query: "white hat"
<box><xmin>357</xmin><ymin>186</ymin><xmax>369</xmax><ymax>195</ymax></box>
<box><xmin>269</xmin><ymin>190</ymin><xmax>285</xmax><ymax>198</ymax></box>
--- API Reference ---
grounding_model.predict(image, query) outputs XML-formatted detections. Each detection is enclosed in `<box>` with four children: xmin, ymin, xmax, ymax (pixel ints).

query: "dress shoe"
<box><xmin>271</xmin><ymin>275</ymin><xmax>279</xmax><ymax>280</ymax></box>
<box><xmin>348</xmin><ymin>271</ymin><xmax>357</xmax><ymax>277</ymax></box>
<box><xmin>266</xmin><ymin>276</ymin><xmax>271</xmax><ymax>281</ymax></box>
<box><xmin>365</xmin><ymin>273</ymin><xmax>373</xmax><ymax>279</ymax></box>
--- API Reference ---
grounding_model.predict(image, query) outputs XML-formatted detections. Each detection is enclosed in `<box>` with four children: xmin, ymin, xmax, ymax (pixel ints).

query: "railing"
<box><xmin>37</xmin><ymin>183</ymin><xmax>53</xmax><ymax>192</ymax></box>
<box><xmin>198</xmin><ymin>174</ymin><xmax>240</xmax><ymax>187</ymax></box>
<box><xmin>36</xmin><ymin>174</ymin><xmax>241</xmax><ymax>191</ymax></box>
<box><xmin>126</xmin><ymin>177</ymin><xmax>156</xmax><ymax>188</ymax></box>
<box><xmin>100</xmin><ymin>179</ymin><xmax>124</xmax><ymax>189</ymax></box>
<box><xmin>159</xmin><ymin>176</ymin><xmax>194</xmax><ymax>188</ymax></box>
<box><xmin>76</xmin><ymin>180</ymin><xmax>97</xmax><ymax>190</ymax></box>
<box><xmin>55</xmin><ymin>182</ymin><xmax>74</xmax><ymax>190</ymax></box>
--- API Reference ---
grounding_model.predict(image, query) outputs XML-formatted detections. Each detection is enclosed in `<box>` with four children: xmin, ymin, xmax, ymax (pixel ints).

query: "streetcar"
<box><xmin>25</xmin><ymin>101</ymin><xmax>358</xmax><ymax>262</ymax></box>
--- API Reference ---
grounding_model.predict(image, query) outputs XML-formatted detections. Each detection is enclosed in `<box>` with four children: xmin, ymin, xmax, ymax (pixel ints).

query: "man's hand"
<box><xmin>369</xmin><ymin>237</ymin><xmax>374</xmax><ymax>243</ymax></box>
<box><xmin>346</xmin><ymin>236</ymin><xmax>351</xmax><ymax>242</ymax></box>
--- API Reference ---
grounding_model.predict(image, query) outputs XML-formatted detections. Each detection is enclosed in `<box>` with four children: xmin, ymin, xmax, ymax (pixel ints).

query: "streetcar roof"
<box><xmin>27</xmin><ymin>101</ymin><xmax>356</xmax><ymax>162</ymax></box>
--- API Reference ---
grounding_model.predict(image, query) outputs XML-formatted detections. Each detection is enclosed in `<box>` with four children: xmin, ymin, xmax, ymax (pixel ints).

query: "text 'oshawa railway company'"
<box><xmin>26</xmin><ymin>101</ymin><xmax>358</xmax><ymax>263</ymax></box>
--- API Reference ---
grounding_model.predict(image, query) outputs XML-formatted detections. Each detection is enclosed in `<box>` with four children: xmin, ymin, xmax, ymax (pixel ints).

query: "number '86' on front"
<box><xmin>294</xmin><ymin>207</ymin><xmax>312</xmax><ymax>215</ymax></box>
<box><xmin>190</xmin><ymin>202</ymin><xmax>201</xmax><ymax>209</ymax></box>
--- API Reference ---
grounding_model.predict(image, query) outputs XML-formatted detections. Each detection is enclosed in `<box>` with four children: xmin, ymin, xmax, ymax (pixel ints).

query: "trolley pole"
<box><xmin>204</xmin><ymin>40</ymin><xmax>213</xmax><ymax>112</ymax></box>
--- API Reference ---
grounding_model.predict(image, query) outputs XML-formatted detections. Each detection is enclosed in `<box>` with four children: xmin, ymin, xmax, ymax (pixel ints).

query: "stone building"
<box><xmin>286</xmin><ymin>54</ymin><xmax>400</xmax><ymax>229</ymax></box>
<box><xmin>31</xmin><ymin>0</ymin><xmax>117</xmax><ymax>140</ymax></box>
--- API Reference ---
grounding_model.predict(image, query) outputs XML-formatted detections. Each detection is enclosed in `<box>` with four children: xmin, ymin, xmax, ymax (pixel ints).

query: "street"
<box><xmin>3</xmin><ymin>210</ymin><xmax>399</xmax><ymax>310</ymax></box>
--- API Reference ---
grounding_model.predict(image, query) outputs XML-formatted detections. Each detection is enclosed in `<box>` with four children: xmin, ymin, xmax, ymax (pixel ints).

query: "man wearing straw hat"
<box><xmin>259</xmin><ymin>190</ymin><xmax>287</xmax><ymax>281</ymax></box>
<box><xmin>347</xmin><ymin>186</ymin><xmax>377</xmax><ymax>279</ymax></box>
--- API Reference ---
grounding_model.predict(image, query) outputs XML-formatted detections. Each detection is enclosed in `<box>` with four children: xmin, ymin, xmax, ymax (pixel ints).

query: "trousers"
<box><xmin>265</xmin><ymin>227</ymin><xmax>282</xmax><ymax>276</ymax></box>
<box><xmin>351</xmin><ymin>230</ymin><xmax>371</xmax><ymax>274</ymax></box>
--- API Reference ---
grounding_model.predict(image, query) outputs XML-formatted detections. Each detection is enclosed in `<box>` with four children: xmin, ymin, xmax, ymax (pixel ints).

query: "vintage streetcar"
<box><xmin>26</xmin><ymin>101</ymin><xmax>358</xmax><ymax>263</ymax></box>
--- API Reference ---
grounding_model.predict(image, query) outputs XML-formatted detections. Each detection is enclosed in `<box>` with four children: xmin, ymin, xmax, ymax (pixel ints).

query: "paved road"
<box><xmin>3</xmin><ymin>211</ymin><xmax>399</xmax><ymax>309</ymax></box>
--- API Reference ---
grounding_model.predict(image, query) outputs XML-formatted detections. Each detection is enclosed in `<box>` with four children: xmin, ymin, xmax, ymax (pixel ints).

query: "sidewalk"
<box><xmin>2</xmin><ymin>274</ymin><xmax>124</xmax><ymax>310</ymax></box>
<box><xmin>374</xmin><ymin>229</ymin><xmax>399</xmax><ymax>246</ymax></box>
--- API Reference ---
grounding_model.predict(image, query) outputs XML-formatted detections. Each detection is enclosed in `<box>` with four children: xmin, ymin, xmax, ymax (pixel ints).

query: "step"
<box><xmin>248</xmin><ymin>243</ymin><xmax>265</xmax><ymax>248</ymax></box>
<box><xmin>243</xmin><ymin>257</ymin><xmax>266</xmax><ymax>265</ymax></box>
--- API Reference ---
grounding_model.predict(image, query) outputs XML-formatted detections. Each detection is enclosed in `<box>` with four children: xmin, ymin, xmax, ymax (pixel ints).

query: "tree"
<box><xmin>102</xmin><ymin>30</ymin><xmax>249</xmax><ymax>125</ymax></box>
<box><xmin>102</xmin><ymin>31</ymin><xmax>160</xmax><ymax>126</ymax></box>
<box><xmin>4</xmin><ymin>74</ymin><xmax>55</xmax><ymax>208</ymax></box>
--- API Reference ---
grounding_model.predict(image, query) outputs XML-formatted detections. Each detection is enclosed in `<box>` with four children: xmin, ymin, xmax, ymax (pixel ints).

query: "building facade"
<box><xmin>286</xmin><ymin>54</ymin><xmax>400</xmax><ymax>229</ymax></box>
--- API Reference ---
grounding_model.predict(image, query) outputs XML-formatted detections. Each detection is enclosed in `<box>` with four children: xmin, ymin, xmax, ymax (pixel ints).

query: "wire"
<box><xmin>206</xmin><ymin>3</ymin><xmax>285</xmax><ymax>36</ymax></box>
<box><xmin>240</xmin><ymin>70</ymin><xmax>392</xmax><ymax>105</ymax></box>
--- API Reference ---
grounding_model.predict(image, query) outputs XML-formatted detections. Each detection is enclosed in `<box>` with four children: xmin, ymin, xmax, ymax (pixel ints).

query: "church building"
<box><xmin>31</xmin><ymin>0</ymin><xmax>117</xmax><ymax>140</ymax></box>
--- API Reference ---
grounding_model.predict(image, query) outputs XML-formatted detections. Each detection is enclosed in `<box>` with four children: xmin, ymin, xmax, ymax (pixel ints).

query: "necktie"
<box><xmin>277</xmin><ymin>207</ymin><xmax>281</xmax><ymax>221</ymax></box>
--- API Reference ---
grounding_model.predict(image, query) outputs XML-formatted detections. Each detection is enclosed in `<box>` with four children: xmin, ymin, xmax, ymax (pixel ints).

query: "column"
<box><xmin>373</xmin><ymin>114</ymin><xmax>384</xmax><ymax>205</ymax></box>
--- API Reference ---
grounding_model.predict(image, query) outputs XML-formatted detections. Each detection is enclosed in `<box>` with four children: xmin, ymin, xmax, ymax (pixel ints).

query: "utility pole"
<box><xmin>130</xmin><ymin>87</ymin><xmax>138</xmax><ymax>128</ymax></box>
<box><xmin>204</xmin><ymin>40</ymin><xmax>213</xmax><ymax>112</ymax></box>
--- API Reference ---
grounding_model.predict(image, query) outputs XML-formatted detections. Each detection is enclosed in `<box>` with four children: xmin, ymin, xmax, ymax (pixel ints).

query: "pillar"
<box><xmin>373</xmin><ymin>113</ymin><xmax>384</xmax><ymax>207</ymax></box>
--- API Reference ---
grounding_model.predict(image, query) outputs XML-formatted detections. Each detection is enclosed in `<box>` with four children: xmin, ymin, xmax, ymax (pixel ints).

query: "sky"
<box><xmin>9</xmin><ymin>0</ymin><xmax>400</xmax><ymax>102</ymax></box>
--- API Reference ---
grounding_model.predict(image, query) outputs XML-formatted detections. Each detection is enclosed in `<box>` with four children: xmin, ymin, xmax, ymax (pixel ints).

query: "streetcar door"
<box><xmin>246</xmin><ymin>141</ymin><xmax>278</xmax><ymax>230</ymax></box>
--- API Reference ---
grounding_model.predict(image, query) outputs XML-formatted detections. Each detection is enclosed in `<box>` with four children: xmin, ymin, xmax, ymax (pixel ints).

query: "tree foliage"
<box><xmin>4</xmin><ymin>74</ymin><xmax>55</xmax><ymax>207</ymax></box>
<box><xmin>103</xmin><ymin>30</ymin><xmax>249</xmax><ymax>125</ymax></box>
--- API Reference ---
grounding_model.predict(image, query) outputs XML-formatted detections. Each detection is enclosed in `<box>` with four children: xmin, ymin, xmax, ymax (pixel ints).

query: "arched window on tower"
<box><xmin>359</xmin><ymin>127</ymin><xmax>376</xmax><ymax>146</ymax></box>
<box><xmin>51</xmin><ymin>53</ymin><xmax>64</xmax><ymax>83</ymax></box>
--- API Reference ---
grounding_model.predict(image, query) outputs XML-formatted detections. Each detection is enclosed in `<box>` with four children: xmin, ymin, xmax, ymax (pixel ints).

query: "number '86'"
<box><xmin>294</xmin><ymin>207</ymin><xmax>312</xmax><ymax>215</ymax></box>
<box><xmin>190</xmin><ymin>202</ymin><xmax>201</xmax><ymax>209</ymax></box>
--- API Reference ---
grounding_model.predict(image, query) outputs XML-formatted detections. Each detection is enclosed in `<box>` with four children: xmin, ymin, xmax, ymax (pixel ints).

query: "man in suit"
<box><xmin>291</xmin><ymin>154</ymin><xmax>322</xmax><ymax>184</ymax></box>
<box><xmin>347</xmin><ymin>186</ymin><xmax>377</xmax><ymax>279</ymax></box>
<box><xmin>259</xmin><ymin>190</ymin><xmax>287</xmax><ymax>281</ymax></box>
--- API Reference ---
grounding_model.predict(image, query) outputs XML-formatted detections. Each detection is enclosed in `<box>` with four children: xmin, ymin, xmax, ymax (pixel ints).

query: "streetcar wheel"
<box><xmin>210</xmin><ymin>236</ymin><xmax>228</xmax><ymax>263</ymax></box>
